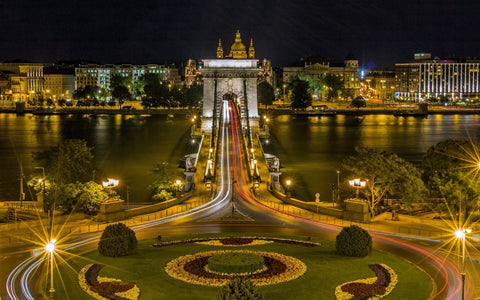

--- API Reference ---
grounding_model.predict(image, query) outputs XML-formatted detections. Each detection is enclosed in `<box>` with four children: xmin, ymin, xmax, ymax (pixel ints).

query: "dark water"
<box><xmin>261</xmin><ymin>114</ymin><xmax>480</xmax><ymax>202</ymax></box>
<box><xmin>2</xmin><ymin>113</ymin><xmax>480</xmax><ymax>204</ymax></box>
<box><xmin>0</xmin><ymin>113</ymin><xmax>194</xmax><ymax>202</ymax></box>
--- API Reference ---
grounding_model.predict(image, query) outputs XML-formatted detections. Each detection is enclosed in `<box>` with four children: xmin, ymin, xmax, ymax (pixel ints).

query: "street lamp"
<box><xmin>175</xmin><ymin>179</ymin><xmax>182</xmax><ymax>198</ymax></box>
<box><xmin>455</xmin><ymin>228</ymin><xmax>472</xmax><ymax>300</ymax></box>
<box><xmin>349</xmin><ymin>178</ymin><xmax>366</xmax><ymax>198</ymax></box>
<box><xmin>283</xmin><ymin>84</ymin><xmax>287</xmax><ymax>105</ymax></box>
<box><xmin>45</xmin><ymin>238</ymin><xmax>56</xmax><ymax>295</ymax></box>
<box><xmin>102</xmin><ymin>178</ymin><xmax>119</xmax><ymax>189</ymax></box>
<box><xmin>285</xmin><ymin>179</ymin><xmax>292</xmax><ymax>197</ymax></box>
<box><xmin>336</xmin><ymin>170</ymin><xmax>340</xmax><ymax>204</ymax></box>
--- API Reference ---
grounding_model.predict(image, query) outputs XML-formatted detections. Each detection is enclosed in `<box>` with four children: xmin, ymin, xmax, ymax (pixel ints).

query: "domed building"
<box><xmin>217</xmin><ymin>30</ymin><xmax>254</xmax><ymax>59</ymax></box>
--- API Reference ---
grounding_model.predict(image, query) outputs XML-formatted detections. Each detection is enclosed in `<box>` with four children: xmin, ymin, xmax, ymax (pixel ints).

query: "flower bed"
<box><xmin>78</xmin><ymin>264</ymin><xmax>140</xmax><ymax>300</ymax></box>
<box><xmin>154</xmin><ymin>237</ymin><xmax>319</xmax><ymax>248</ymax></box>
<box><xmin>164</xmin><ymin>250</ymin><xmax>307</xmax><ymax>286</ymax></box>
<box><xmin>334</xmin><ymin>264</ymin><xmax>398</xmax><ymax>300</ymax></box>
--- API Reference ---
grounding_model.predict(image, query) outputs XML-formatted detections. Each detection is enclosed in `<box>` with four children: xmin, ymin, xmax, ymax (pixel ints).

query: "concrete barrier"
<box><xmin>124</xmin><ymin>192</ymin><xmax>192</xmax><ymax>218</ymax></box>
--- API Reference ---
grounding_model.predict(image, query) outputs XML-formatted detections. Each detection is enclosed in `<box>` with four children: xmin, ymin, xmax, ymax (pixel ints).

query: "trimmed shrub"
<box><xmin>216</xmin><ymin>278</ymin><xmax>264</xmax><ymax>300</ymax></box>
<box><xmin>98</xmin><ymin>223</ymin><xmax>137</xmax><ymax>257</ymax></box>
<box><xmin>208</xmin><ymin>253</ymin><xmax>265</xmax><ymax>274</ymax></box>
<box><xmin>336</xmin><ymin>225</ymin><xmax>372</xmax><ymax>257</ymax></box>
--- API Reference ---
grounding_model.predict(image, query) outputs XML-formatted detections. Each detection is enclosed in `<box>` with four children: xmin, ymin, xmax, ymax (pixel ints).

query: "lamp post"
<box><xmin>336</xmin><ymin>170</ymin><xmax>340</xmax><ymax>204</ymax></box>
<box><xmin>349</xmin><ymin>178</ymin><xmax>366</xmax><ymax>199</ymax></box>
<box><xmin>283</xmin><ymin>84</ymin><xmax>287</xmax><ymax>105</ymax></box>
<box><xmin>102</xmin><ymin>178</ymin><xmax>119</xmax><ymax>199</ymax></box>
<box><xmin>285</xmin><ymin>179</ymin><xmax>291</xmax><ymax>198</ymax></box>
<box><xmin>175</xmin><ymin>180</ymin><xmax>181</xmax><ymax>198</ymax></box>
<box><xmin>455</xmin><ymin>228</ymin><xmax>472</xmax><ymax>300</ymax></box>
<box><xmin>35</xmin><ymin>167</ymin><xmax>46</xmax><ymax>210</ymax></box>
<box><xmin>45</xmin><ymin>238</ymin><xmax>56</xmax><ymax>297</ymax></box>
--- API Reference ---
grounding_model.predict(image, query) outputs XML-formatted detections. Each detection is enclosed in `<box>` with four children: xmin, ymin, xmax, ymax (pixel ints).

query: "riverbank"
<box><xmin>0</xmin><ymin>107</ymin><xmax>200</xmax><ymax>115</ymax></box>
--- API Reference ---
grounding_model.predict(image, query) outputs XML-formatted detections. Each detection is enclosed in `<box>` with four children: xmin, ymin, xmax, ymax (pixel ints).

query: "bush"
<box><xmin>98</xmin><ymin>223</ymin><xmax>137</xmax><ymax>257</ymax></box>
<box><xmin>336</xmin><ymin>225</ymin><xmax>372</xmax><ymax>257</ymax></box>
<box><xmin>216</xmin><ymin>278</ymin><xmax>264</xmax><ymax>300</ymax></box>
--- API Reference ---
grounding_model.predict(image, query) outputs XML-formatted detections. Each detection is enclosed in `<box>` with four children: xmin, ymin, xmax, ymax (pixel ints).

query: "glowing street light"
<box><xmin>102</xmin><ymin>178</ymin><xmax>119</xmax><ymax>189</ymax></box>
<box><xmin>175</xmin><ymin>180</ymin><xmax>182</xmax><ymax>198</ymax></box>
<box><xmin>349</xmin><ymin>178</ymin><xmax>366</xmax><ymax>198</ymax></box>
<box><xmin>285</xmin><ymin>179</ymin><xmax>292</xmax><ymax>197</ymax></box>
<box><xmin>455</xmin><ymin>228</ymin><xmax>472</xmax><ymax>300</ymax></box>
<box><xmin>45</xmin><ymin>238</ymin><xmax>56</xmax><ymax>295</ymax></box>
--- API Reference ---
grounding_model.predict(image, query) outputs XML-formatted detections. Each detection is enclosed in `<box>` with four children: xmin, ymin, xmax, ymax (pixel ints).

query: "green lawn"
<box><xmin>53</xmin><ymin>233</ymin><xmax>433</xmax><ymax>299</ymax></box>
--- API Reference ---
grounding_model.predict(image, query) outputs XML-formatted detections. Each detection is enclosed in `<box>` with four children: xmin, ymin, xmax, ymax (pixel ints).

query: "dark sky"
<box><xmin>1</xmin><ymin>0</ymin><xmax>479</xmax><ymax>68</ymax></box>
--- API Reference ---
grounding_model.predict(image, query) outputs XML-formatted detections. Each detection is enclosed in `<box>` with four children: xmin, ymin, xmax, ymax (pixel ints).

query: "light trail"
<box><xmin>227</xmin><ymin>100</ymin><xmax>464</xmax><ymax>300</ymax></box>
<box><xmin>6</xmin><ymin>101</ymin><xmax>234</xmax><ymax>300</ymax></box>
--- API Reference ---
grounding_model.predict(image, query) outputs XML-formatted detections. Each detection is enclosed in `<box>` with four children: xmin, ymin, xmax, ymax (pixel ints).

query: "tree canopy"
<box><xmin>422</xmin><ymin>138</ymin><xmax>480</xmax><ymax>223</ymax></box>
<box><xmin>343</xmin><ymin>146</ymin><xmax>426</xmax><ymax>216</ymax></box>
<box><xmin>288</xmin><ymin>77</ymin><xmax>311</xmax><ymax>109</ymax></box>
<box><xmin>257</xmin><ymin>81</ymin><xmax>274</xmax><ymax>105</ymax></box>
<box><xmin>323</xmin><ymin>74</ymin><xmax>344</xmax><ymax>101</ymax></box>
<box><xmin>33</xmin><ymin>139</ymin><xmax>96</xmax><ymax>185</ymax></box>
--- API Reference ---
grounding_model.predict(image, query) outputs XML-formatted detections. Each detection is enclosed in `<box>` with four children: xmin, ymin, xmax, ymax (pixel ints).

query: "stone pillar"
<box><xmin>184</xmin><ymin>171</ymin><xmax>196</xmax><ymax>192</ymax></box>
<box><xmin>246</xmin><ymin>78</ymin><xmax>259</xmax><ymax>118</ymax></box>
<box><xmin>269</xmin><ymin>171</ymin><xmax>284</xmax><ymax>193</ymax></box>
<box><xmin>96</xmin><ymin>199</ymin><xmax>125</xmax><ymax>222</ymax></box>
<box><xmin>202</xmin><ymin>78</ymin><xmax>215</xmax><ymax>118</ymax></box>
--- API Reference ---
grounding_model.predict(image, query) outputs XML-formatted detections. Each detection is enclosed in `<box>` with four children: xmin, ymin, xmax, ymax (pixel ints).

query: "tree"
<box><xmin>323</xmin><ymin>74</ymin><xmax>344</xmax><ymax>101</ymax></box>
<box><xmin>336</xmin><ymin>225</ymin><xmax>372</xmax><ymax>257</ymax></box>
<box><xmin>98</xmin><ymin>223</ymin><xmax>137</xmax><ymax>257</ymax></box>
<box><xmin>216</xmin><ymin>278</ymin><xmax>264</xmax><ymax>300</ymax></box>
<box><xmin>422</xmin><ymin>139</ymin><xmax>480</xmax><ymax>222</ymax></box>
<box><xmin>33</xmin><ymin>139</ymin><xmax>96</xmax><ymax>185</ymax></box>
<box><xmin>288</xmin><ymin>77</ymin><xmax>311</xmax><ymax>109</ymax></box>
<box><xmin>257</xmin><ymin>81</ymin><xmax>274</xmax><ymax>105</ymax></box>
<box><xmin>351</xmin><ymin>96</ymin><xmax>366</xmax><ymax>109</ymax></box>
<box><xmin>298</xmin><ymin>73</ymin><xmax>324</xmax><ymax>99</ymax></box>
<box><xmin>149</xmin><ymin>162</ymin><xmax>179</xmax><ymax>201</ymax></box>
<box><xmin>343</xmin><ymin>146</ymin><xmax>426</xmax><ymax>216</ymax></box>
<box><xmin>52</xmin><ymin>181</ymin><xmax>111</xmax><ymax>214</ymax></box>
<box><xmin>183</xmin><ymin>83</ymin><xmax>203</xmax><ymax>107</ymax></box>
<box><xmin>111</xmin><ymin>85</ymin><xmax>131</xmax><ymax>104</ymax></box>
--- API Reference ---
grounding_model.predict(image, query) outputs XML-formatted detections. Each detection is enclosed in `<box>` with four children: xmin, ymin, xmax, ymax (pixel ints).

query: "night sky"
<box><xmin>1</xmin><ymin>0</ymin><xmax>479</xmax><ymax>68</ymax></box>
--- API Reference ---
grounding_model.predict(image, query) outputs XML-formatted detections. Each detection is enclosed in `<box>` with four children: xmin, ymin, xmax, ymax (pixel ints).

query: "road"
<box><xmin>2</xmin><ymin>100</ymin><xmax>473</xmax><ymax>299</ymax></box>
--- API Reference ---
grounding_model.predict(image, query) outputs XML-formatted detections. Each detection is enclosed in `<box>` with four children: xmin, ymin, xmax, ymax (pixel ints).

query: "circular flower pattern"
<box><xmin>165</xmin><ymin>250</ymin><xmax>307</xmax><ymax>286</ymax></box>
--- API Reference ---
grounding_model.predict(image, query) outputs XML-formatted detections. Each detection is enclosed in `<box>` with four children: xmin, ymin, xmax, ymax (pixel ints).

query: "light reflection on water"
<box><xmin>262</xmin><ymin>114</ymin><xmax>480</xmax><ymax>202</ymax></box>
<box><xmin>0</xmin><ymin>114</ymin><xmax>192</xmax><ymax>202</ymax></box>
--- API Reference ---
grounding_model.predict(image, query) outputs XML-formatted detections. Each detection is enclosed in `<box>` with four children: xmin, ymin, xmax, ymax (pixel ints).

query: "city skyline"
<box><xmin>2</xmin><ymin>0</ymin><xmax>480</xmax><ymax>67</ymax></box>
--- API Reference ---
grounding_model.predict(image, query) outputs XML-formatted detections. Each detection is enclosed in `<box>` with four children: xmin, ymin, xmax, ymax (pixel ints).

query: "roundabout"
<box><xmin>52</xmin><ymin>234</ymin><xmax>433</xmax><ymax>300</ymax></box>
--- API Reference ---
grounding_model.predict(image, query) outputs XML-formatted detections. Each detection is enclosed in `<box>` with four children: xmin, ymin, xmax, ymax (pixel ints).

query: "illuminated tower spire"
<box><xmin>248</xmin><ymin>38</ymin><xmax>255</xmax><ymax>58</ymax></box>
<box><xmin>217</xmin><ymin>39</ymin><xmax>224</xmax><ymax>58</ymax></box>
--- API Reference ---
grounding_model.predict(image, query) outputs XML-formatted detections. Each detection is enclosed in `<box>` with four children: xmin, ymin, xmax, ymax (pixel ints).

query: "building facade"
<box><xmin>75</xmin><ymin>64</ymin><xmax>180</xmax><ymax>91</ymax></box>
<box><xmin>0</xmin><ymin>63</ymin><xmax>44</xmax><ymax>102</ymax></box>
<box><xmin>395</xmin><ymin>53</ymin><xmax>480</xmax><ymax>101</ymax></box>
<box><xmin>283</xmin><ymin>54</ymin><xmax>360</xmax><ymax>99</ymax></box>
<box><xmin>44</xmin><ymin>74</ymin><xmax>75</xmax><ymax>100</ymax></box>
<box><xmin>364</xmin><ymin>69</ymin><xmax>396</xmax><ymax>100</ymax></box>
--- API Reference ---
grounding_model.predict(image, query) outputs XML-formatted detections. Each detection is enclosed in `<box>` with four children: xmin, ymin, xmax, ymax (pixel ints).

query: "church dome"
<box><xmin>228</xmin><ymin>30</ymin><xmax>248</xmax><ymax>59</ymax></box>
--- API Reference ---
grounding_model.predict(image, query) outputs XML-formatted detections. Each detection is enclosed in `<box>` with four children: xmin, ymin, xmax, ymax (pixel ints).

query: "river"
<box><xmin>1</xmin><ymin>113</ymin><xmax>480</xmax><ymax>204</ymax></box>
<box><xmin>260</xmin><ymin>114</ymin><xmax>480</xmax><ymax>202</ymax></box>
<box><xmin>0</xmin><ymin>113</ymin><xmax>194</xmax><ymax>203</ymax></box>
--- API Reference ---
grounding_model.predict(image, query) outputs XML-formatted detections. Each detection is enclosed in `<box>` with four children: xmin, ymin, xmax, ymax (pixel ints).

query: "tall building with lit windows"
<box><xmin>395</xmin><ymin>53</ymin><xmax>480</xmax><ymax>101</ymax></box>
<box><xmin>75</xmin><ymin>64</ymin><xmax>180</xmax><ymax>91</ymax></box>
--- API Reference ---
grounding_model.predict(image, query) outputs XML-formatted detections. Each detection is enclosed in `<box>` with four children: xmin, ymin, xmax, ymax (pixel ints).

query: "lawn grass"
<box><xmin>53</xmin><ymin>233</ymin><xmax>433</xmax><ymax>299</ymax></box>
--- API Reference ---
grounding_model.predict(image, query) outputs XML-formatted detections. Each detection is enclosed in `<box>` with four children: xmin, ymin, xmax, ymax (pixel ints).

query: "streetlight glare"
<box><xmin>176</xmin><ymin>180</ymin><xmax>181</xmax><ymax>186</ymax></box>
<box><xmin>102</xmin><ymin>178</ymin><xmax>119</xmax><ymax>188</ymax></box>
<box><xmin>45</xmin><ymin>241</ymin><xmax>55</xmax><ymax>253</ymax></box>
<box><xmin>455</xmin><ymin>229</ymin><xmax>466</xmax><ymax>239</ymax></box>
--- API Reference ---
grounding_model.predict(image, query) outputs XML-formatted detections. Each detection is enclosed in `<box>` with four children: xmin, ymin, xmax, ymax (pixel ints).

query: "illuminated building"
<box><xmin>283</xmin><ymin>54</ymin><xmax>360</xmax><ymax>100</ymax></box>
<box><xmin>75</xmin><ymin>64</ymin><xmax>180</xmax><ymax>91</ymax></box>
<box><xmin>185</xmin><ymin>59</ymin><xmax>202</xmax><ymax>87</ymax></box>
<box><xmin>395</xmin><ymin>53</ymin><xmax>480</xmax><ymax>101</ymax></box>
<box><xmin>44</xmin><ymin>74</ymin><xmax>75</xmax><ymax>101</ymax></box>
<box><xmin>364</xmin><ymin>69</ymin><xmax>396</xmax><ymax>100</ymax></box>
<box><xmin>0</xmin><ymin>63</ymin><xmax>44</xmax><ymax>102</ymax></box>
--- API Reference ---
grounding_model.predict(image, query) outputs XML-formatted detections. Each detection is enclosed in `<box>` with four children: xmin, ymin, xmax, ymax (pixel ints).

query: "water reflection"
<box><xmin>263</xmin><ymin>114</ymin><xmax>480</xmax><ymax>202</ymax></box>
<box><xmin>0</xmin><ymin>114</ymin><xmax>190</xmax><ymax>202</ymax></box>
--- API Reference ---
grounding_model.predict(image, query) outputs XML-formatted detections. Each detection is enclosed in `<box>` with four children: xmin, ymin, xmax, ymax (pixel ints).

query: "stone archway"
<box><xmin>201</xmin><ymin>59</ymin><xmax>259</xmax><ymax>130</ymax></box>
